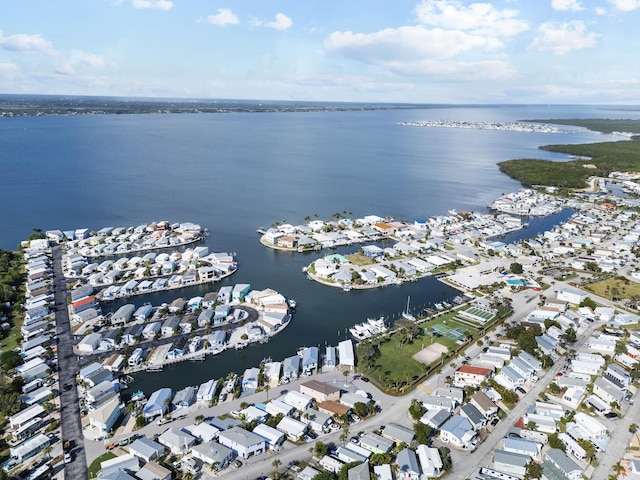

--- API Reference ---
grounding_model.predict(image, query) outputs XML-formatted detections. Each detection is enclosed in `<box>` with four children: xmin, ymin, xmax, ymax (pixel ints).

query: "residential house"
<box><xmin>300</xmin><ymin>380</ymin><xmax>341</xmax><ymax>403</ymax></box>
<box><xmin>128</xmin><ymin>436</ymin><xmax>165</xmax><ymax>463</ymax></box>
<box><xmin>217</xmin><ymin>427</ymin><xmax>265</xmax><ymax>459</ymax></box>
<box><xmin>439</xmin><ymin>415</ymin><xmax>477</xmax><ymax>450</ymax></box>
<box><xmin>157</xmin><ymin>428</ymin><xmax>196</xmax><ymax>455</ymax></box>
<box><xmin>454</xmin><ymin>365</ymin><xmax>493</xmax><ymax>387</ymax></box>
<box><xmin>191</xmin><ymin>441</ymin><xmax>233</xmax><ymax>470</ymax></box>
<box><xmin>381</xmin><ymin>423</ymin><xmax>415</xmax><ymax>446</ymax></box>
<box><xmin>396</xmin><ymin>448</ymin><xmax>421</xmax><ymax>480</ymax></box>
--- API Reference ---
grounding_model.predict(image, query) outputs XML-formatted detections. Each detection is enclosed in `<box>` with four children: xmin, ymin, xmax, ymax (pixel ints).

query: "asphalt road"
<box><xmin>52</xmin><ymin>245</ymin><xmax>88</xmax><ymax>478</ymax></box>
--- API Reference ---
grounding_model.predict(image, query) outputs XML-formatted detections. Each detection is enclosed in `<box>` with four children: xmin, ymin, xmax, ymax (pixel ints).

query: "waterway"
<box><xmin>1</xmin><ymin>103</ymin><xmax>634</xmax><ymax>395</ymax></box>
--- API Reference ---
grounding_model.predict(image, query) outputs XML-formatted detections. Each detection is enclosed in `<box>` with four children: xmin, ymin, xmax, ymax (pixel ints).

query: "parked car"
<box><xmin>605</xmin><ymin>412</ymin><xmax>618</xmax><ymax>419</ymax></box>
<box><xmin>231</xmin><ymin>459</ymin><xmax>242</xmax><ymax>468</ymax></box>
<box><xmin>516</xmin><ymin>387</ymin><xmax>527</xmax><ymax>395</ymax></box>
<box><xmin>307</xmin><ymin>431</ymin><xmax>318</xmax><ymax>439</ymax></box>
<box><xmin>64</xmin><ymin>453</ymin><xmax>72</xmax><ymax>464</ymax></box>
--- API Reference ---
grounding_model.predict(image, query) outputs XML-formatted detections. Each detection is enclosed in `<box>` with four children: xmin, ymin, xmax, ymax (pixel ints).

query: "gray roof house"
<box><xmin>382</xmin><ymin>423</ymin><xmax>415</xmax><ymax>446</ymax></box>
<box><xmin>217</xmin><ymin>427</ymin><xmax>265</xmax><ymax>459</ymax></box>
<box><xmin>420</xmin><ymin>408</ymin><xmax>451</xmax><ymax>430</ymax></box>
<box><xmin>128</xmin><ymin>436</ymin><xmax>165</xmax><ymax>463</ymax></box>
<box><xmin>283</xmin><ymin>355</ymin><xmax>301</xmax><ymax>379</ymax></box>
<box><xmin>173</xmin><ymin>386</ymin><xmax>197</xmax><ymax>408</ymax></box>
<box><xmin>348</xmin><ymin>461</ymin><xmax>370</xmax><ymax>480</ymax></box>
<box><xmin>359</xmin><ymin>433</ymin><xmax>394</xmax><ymax>454</ymax></box>
<box><xmin>470</xmin><ymin>391</ymin><xmax>498</xmax><ymax>418</ymax></box>
<box><xmin>301</xmin><ymin>346</ymin><xmax>319</xmax><ymax>374</ymax></box>
<box><xmin>191</xmin><ymin>441</ymin><xmax>234</xmax><ymax>470</ymax></box>
<box><xmin>157</xmin><ymin>427</ymin><xmax>196</xmax><ymax>455</ymax></box>
<box><xmin>396</xmin><ymin>448</ymin><xmax>421</xmax><ymax>480</ymax></box>
<box><xmin>493</xmin><ymin>449</ymin><xmax>530</xmax><ymax>477</ymax></box>
<box><xmin>543</xmin><ymin>448</ymin><xmax>582</xmax><ymax>480</ymax></box>
<box><xmin>460</xmin><ymin>403</ymin><xmax>486</xmax><ymax>431</ymax></box>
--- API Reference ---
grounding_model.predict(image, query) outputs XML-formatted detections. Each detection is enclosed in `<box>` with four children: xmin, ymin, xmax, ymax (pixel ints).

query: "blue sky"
<box><xmin>0</xmin><ymin>0</ymin><xmax>638</xmax><ymax>103</ymax></box>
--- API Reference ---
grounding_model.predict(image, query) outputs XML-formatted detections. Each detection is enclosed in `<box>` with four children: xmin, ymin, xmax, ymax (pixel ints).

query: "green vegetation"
<box><xmin>345</xmin><ymin>252</ymin><xmax>375</xmax><ymax>267</ymax></box>
<box><xmin>498</xmin><ymin>127</ymin><xmax>640</xmax><ymax>187</ymax></box>
<box><xmin>584</xmin><ymin>275</ymin><xmax>640</xmax><ymax>302</ymax></box>
<box><xmin>89</xmin><ymin>452</ymin><xmax>117</xmax><ymax>478</ymax></box>
<box><xmin>0</xmin><ymin>249</ymin><xmax>25</xmax><ymax>354</ymax></box>
<box><xmin>527</xmin><ymin>118</ymin><xmax>640</xmax><ymax>135</ymax></box>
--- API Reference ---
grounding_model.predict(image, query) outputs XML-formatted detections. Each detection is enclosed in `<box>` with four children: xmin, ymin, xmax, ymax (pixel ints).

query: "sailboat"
<box><xmin>402</xmin><ymin>296</ymin><xmax>416</xmax><ymax>321</ymax></box>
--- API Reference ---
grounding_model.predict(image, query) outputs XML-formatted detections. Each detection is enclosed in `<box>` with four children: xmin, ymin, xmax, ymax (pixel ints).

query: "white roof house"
<box><xmin>265</xmin><ymin>399</ymin><xmax>294</xmax><ymax>417</ymax></box>
<box><xmin>338</xmin><ymin>340</ymin><xmax>355</xmax><ymax>368</ymax></box>
<box><xmin>217</xmin><ymin>427</ymin><xmax>265</xmax><ymax>459</ymax></box>
<box><xmin>282</xmin><ymin>391</ymin><xmax>313</xmax><ymax>411</ymax></box>
<box><xmin>277</xmin><ymin>416</ymin><xmax>308</xmax><ymax>441</ymax></box>
<box><xmin>158</xmin><ymin>427</ymin><xmax>196</xmax><ymax>455</ymax></box>
<box><xmin>416</xmin><ymin>445</ymin><xmax>443</xmax><ymax>478</ymax></box>
<box><xmin>253</xmin><ymin>423</ymin><xmax>286</xmax><ymax>449</ymax></box>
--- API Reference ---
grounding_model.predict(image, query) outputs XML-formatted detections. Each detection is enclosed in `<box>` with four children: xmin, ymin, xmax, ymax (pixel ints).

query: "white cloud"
<box><xmin>77</xmin><ymin>52</ymin><xmax>106</xmax><ymax>67</ymax></box>
<box><xmin>260</xmin><ymin>13</ymin><xmax>293</xmax><ymax>31</ymax></box>
<box><xmin>414</xmin><ymin>0</ymin><xmax>529</xmax><ymax>37</ymax></box>
<box><xmin>0</xmin><ymin>63</ymin><xmax>20</xmax><ymax>78</ymax></box>
<box><xmin>529</xmin><ymin>21</ymin><xmax>598</xmax><ymax>54</ymax></box>
<box><xmin>0</xmin><ymin>30</ymin><xmax>58</xmax><ymax>56</ymax></box>
<box><xmin>595</xmin><ymin>7</ymin><xmax>608</xmax><ymax>14</ymax></box>
<box><xmin>551</xmin><ymin>0</ymin><xmax>584</xmax><ymax>11</ymax></box>
<box><xmin>55</xmin><ymin>64</ymin><xmax>76</xmax><ymax>76</ymax></box>
<box><xmin>132</xmin><ymin>0</ymin><xmax>173</xmax><ymax>10</ymax></box>
<box><xmin>608</xmin><ymin>0</ymin><xmax>640</xmax><ymax>11</ymax></box>
<box><xmin>326</xmin><ymin>26</ymin><xmax>501</xmax><ymax>63</ymax></box>
<box><xmin>206</xmin><ymin>8</ymin><xmax>239</xmax><ymax>26</ymax></box>
<box><xmin>383</xmin><ymin>58</ymin><xmax>517</xmax><ymax>80</ymax></box>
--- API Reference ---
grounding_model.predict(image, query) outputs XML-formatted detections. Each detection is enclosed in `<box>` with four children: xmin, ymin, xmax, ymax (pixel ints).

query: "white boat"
<box><xmin>402</xmin><ymin>296</ymin><xmax>416</xmax><ymax>321</ymax></box>
<box><xmin>342</xmin><ymin>284</ymin><xmax>352</xmax><ymax>292</ymax></box>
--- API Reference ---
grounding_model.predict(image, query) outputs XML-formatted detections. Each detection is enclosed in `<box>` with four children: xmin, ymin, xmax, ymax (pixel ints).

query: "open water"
<box><xmin>1</xmin><ymin>103</ymin><xmax>635</xmax><ymax>395</ymax></box>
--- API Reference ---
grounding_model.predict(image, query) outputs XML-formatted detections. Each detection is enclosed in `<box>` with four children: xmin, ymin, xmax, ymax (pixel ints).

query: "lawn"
<box><xmin>345</xmin><ymin>253</ymin><xmax>375</xmax><ymax>267</ymax></box>
<box><xmin>365</xmin><ymin>334</ymin><xmax>429</xmax><ymax>391</ymax></box>
<box><xmin>88</xmin><ymin>452</ymin><xmax>117</xmax><ymax>478</ymax></box>
<box><xmin>583</xmin><ymin>275</ymin><xmax>640</xmax><ymax>301</ymax></box>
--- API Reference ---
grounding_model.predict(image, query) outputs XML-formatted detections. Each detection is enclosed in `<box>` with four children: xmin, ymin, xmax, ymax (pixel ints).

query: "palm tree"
<box><xmin>343</xmin><ymin>369</ymin><xmax>349</xmax><ymax>386</ymax></box>
<box><xmin>612</xmin><ymin>462</ymin><xmax>625</xmax><ymax>477</ymax></box>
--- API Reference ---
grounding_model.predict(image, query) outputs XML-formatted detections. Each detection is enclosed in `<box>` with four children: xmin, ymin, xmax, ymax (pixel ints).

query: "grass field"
<box><xmin>88</xmin><ymin>452</ymin><xmax>117</xmax><ymax>478</ymax></box>
<box><xmin>583</xmin><ymin>275</ymin><xmax>640</xmax><ymax>301</ymax></box>
<box><xmin>345</xmin><ymin>253</ymin><xmax>375</xmax><ymax>267</ymax></box>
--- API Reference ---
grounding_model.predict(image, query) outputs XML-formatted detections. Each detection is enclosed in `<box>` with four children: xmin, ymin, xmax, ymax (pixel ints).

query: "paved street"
<box><xmin>52</xmin><ymin>245</ymin><xmax>88</xmax><ymax>479</ymax></box>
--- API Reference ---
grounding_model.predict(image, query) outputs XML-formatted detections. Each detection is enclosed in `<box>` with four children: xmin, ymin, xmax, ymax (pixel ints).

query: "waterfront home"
<box><xmin>128</xmin><ymin>436</ymin><xmax>166</xmax><ymax>463</ymax></box>
<box><xmin>299</xmin><ymin>380</ymin><xmax>341</xmax><ymax>403</ymax></box>
<box><xmin>158</xmin><ymin>427</ymin><xmax>196</xmax><ymax>455</ymax></box>
<box><xmin>134</xmin><ymin>304</ymin><xmax>154</xmax><ymax>322</ymax></box>
<box><xmin>242</xmin><ymin>367</ymin><xmax>260</xmax><ymax>391</ymax></box>
<box><xmin>283</xmin><ymin>355</ymin><xmax>301</xmax><ymax>380</ymax></box>
<box><xmin>191</xmin><ymin>441</ymin><xmax>233</xmax><ymax>470</ymax></box>
<box><xmin>173</xmin><ymin>386</ymin><xmax>197</xmax><ymax>408</ymax></box>
<box><xmin>396</xmin><ymin>448</ymin><xmax>421</xmax><ymax>480</ymax></box>
<box><xmin>277</xmin><ymin>416</ymin><xmax>308</xmax><ymax>441</ymax></box>
<box><xmin>197</xmin><ymin>379</ymin><xmax>218</xmax><ymax>404</ymax></box>
<box><xmin>439</xmin><ymin>415</ymin><xmax>477</xmax><ymax>450</ymax></box>
<box><xmin>86</xmin><ymin>380</ymin><xmax>119</xmax><ymax>406</ymax></box>
<box><xmin>324</xmin><ymin>346</ymin><xmax>336</xmax><ymax>369</ymax></box>
<box><xmin>217</xmin><ymin>427</ymin><xmax>265</xmax><ymax>459</ymax></box>
<box><xmin>112</xmin><ymin>304</ymin><xmax>135</xmax><ymax>325</ymax></box>
<box><xmin>300</xmin><ymin>346</ymin><xmax>319</xmax><ymax>374</ymax></box>
<box><xmin>338</xmin><ymin>340</ymin><xmax>355</xmax><ymax>368</ymax></box>
<box><xmin>202</xmin><ymin>291</ymin><xmax>217</xmax><ymax>308</ymax></box>
<box><xmin>88</xmin><ymin>397</ymin><xmax>123</xmax><ymax>437</ymax></box>
<box><xmin>208</xmin><ymin>330</ymin><xmax>227</xmax><ymax>350</ymax></box>
<box><xmin>252</xmin><ymin>423</ymin><xmax>285</xmax><ymax>450</ymax></box>
<box><xmin>143</xmin><ymin>388</ymin><xmax>172</xmax><ymax>419</ymax></box>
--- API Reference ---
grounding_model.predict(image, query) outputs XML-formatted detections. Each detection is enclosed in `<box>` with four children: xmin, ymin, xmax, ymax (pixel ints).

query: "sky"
<box><xmin>0</xmin><ymin>0</ymin><xmax>639</xmax><ymax>104</ymax></box>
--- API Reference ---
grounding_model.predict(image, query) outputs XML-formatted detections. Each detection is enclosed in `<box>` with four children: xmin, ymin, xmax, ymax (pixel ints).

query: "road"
<box><xmin>52</xmin><ymin>245</ymin><xmax>88</xmax><ymax>478</ymax></box>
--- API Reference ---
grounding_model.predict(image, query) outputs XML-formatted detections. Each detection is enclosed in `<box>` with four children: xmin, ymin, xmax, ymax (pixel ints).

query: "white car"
<box><xmin>64</xmin><ymin>452</ymin><xmax>72</xmax><ymax>464</ymax></box>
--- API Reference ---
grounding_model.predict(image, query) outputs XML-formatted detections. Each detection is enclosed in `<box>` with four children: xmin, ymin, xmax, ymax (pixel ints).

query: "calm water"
<box><xmin>1</xmin><ymin>104</ymin><xmax>634</xmax><ymax>395</ymax></box>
